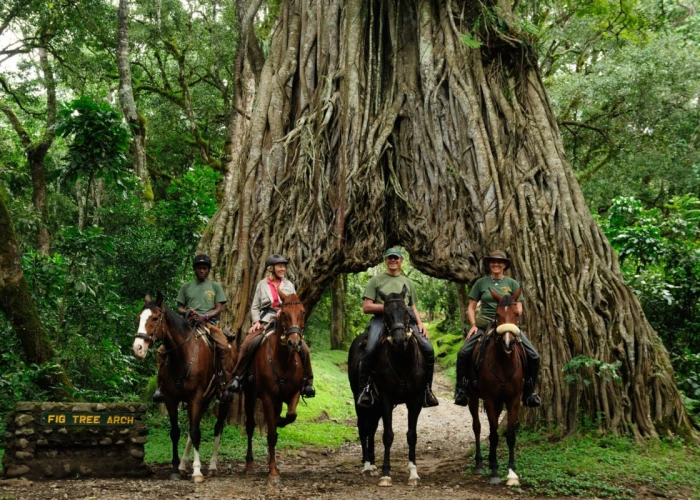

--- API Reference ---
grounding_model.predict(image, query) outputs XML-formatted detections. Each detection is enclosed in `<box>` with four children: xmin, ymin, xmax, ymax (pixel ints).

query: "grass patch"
<box><xmin>144</xmin><ymin>349</ymin><xmax>357</xmax><ymax>464</ymax></box>
<box><xmin>484</xmin><ymin>431</ymin><xmax>700</xmax><ymax>499</ymax></box>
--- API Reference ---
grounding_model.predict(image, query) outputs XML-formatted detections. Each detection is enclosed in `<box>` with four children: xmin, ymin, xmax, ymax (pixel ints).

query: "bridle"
<box><xmin>135</xmin><ymin>307</ymin><xmax>195</xmax><ymax>355</ymax></box>
<box><xmin>277</xmin><ymin>300</ymin><xmax>305</xmax><ymax>343</ymax></box>
<box><xmin>382</xmin><ymin>297</ymin><xmax>412</xmax><ymax>344</ymax></box>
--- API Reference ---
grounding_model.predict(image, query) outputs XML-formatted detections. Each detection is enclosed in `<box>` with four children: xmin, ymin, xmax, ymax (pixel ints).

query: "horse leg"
<box><xmin>505</xmin><ymin>403</ymin><xmax>521</xmax><ymax>487</ymax></box>
<box><xmin>276</xmin><ymin>393</ymin><xmax>299</xmax><ymax>428</ymax></box>
<box><xmin>378</xmin><ymin>399</ymin><xmax>394</xmax><ymax>487</ymax></box>
<box><xmin>484</xmin><ymin>399</ymin><xmax>502</xmax><ymax>484</ymax></box>
<box><xmin>209</xmin><ymin>400</ymin><xmax>230</xmax><ymax>475</ymax></box>
<box><xmin>178</xmin><ymin>435</ymin><xmax>192</xmax><ymax>477</ymax></box>
<box><xmin>244</xmin><ymin>389</ymin><xmax>256</xmax><ymax>474</ymax></box>
<box><xmin>165</xmin><ymin>399</ymin><xmax>182</xmax><ymax>480</ymax></box>
<box><xmin>469</xmin><ymin>397</ymin><xmax>483</xmax><ymax>475</ymax></box>
<box><xmin>368</xmin><ymin>410</ymin><xmax>380</xmax><ymax>475</ymax></box>
<box><xmin>262</xmin><ymin>395</ymin><xmax>281</xmax><ymax>483</ymax></box>
<box><xmin>406</xmin><ymin>402</ymin><xmax>421</xmax><ymax>487</ymax></box>
<box><xmin>187</xmin><ymin>399</ymin><xmax>206</xmax><ymax>483</ymax></box>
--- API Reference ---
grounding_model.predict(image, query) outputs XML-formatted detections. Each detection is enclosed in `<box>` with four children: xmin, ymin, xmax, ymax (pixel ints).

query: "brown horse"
<box><xmin>132</xmin><ymin>293</ymin><xmax>237</xmax><ymax>483</ymax></box>
<box><xmin>467</xmin><ymin>288</ymin><xmax>525</xmax><ymax>486</ymax></box>
<box><xmin>243</xmin><ymin>290</ymin><xmax>306</xmax><ymax>483</ymax></box>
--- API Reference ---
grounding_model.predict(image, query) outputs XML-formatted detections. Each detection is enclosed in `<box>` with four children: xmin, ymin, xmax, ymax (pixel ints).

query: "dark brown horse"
<box><xmin>348</xmin><ymin>286</ymin><xmax>426</xmax><ymax>487</ymax></box>
<box><xmin>132</xmin><ymin>293</ymin><xmax>237</xmax><ymax>483</ymax></box>
<box><xmin>243</xmin><ymin>290</ymin><xmax>306</xmax><ymax>483</ymax></box>
<box><xmin>467</xmin><ymin>288</ymin><xmax>525</xmax><ymax>486</ymax></box>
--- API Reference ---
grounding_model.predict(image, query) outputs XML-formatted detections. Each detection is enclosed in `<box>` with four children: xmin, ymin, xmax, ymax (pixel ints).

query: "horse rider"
<box><xmin>356</xmin><ymin>247</ymin><xmax>439</xmax><ymax>408</ymax></box>
<box><xmin>152</xmin><ymin>254</ymin><xmax>234</xmax><ymax>402</ymax></box>
<box><xmin>453</xmin><ymin>250</ymin><xmax>542</xmax><ymax>408</ymax></box>
<box><xmin>225</xmin><ymin>254</ymin><xmax>315</xmax><ymax>399</ymax></box>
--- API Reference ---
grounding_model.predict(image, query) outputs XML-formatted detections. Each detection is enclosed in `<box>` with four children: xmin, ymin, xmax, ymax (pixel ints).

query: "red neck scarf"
<box><xmin>267</xmin><ymin>278</ymin><xmax>280</xmax><ymax>308</ymax></box>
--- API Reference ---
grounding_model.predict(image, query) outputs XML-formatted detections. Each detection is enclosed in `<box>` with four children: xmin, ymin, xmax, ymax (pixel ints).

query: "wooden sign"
<box><xmin>40</xmin><ymin>412</ymin><xmax>137</xmax><ymax>426</ymax></box>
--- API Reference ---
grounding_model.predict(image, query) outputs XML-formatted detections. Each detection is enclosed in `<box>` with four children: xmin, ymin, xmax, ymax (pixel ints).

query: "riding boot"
<box><xmin>454</xmin><ymin>332</ymin><xmax>480</xmax><ymax>406</ymax></box>
<box><xmin>225</xmin><ymin>330</ymin><xmax>263</xmax><ymax>396</ymax></box>
<box><xmin>414</xmin><ymin>328</ymin><xmax>439</xmax><ymax>407</ymax></box>
<box><xmin>357</xmin><ymin>317</ymin><xmax>383</xmax><ymax>408</ymax></box>
<box><xmin>520</xmin><ymin>331</ymin><xmax>542</xmax><ymax>408</ymax></box>
<box><xmin>300</xmin><ymin>341</ymin><xmax>315</xmax><ymax>398</ymax></box>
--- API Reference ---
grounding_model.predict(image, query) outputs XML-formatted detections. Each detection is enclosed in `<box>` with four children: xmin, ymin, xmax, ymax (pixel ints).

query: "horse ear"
<box><xmin>377</xmin><ymin>289</ymin><xmax>387</xmax><ymax>302</ymax></box>
<box><xmin>400</xmin><ymin>284</ymin><xmax>408</xmax><ymax>298</ymax></box>
<box><xmin>489</xmin><ymin>288</ymin><xmax>503</xmax><ymax>303</ymax></box>
<box><xmin>144</xmin><ymin>294</ymin><xmax>151</xmax><ymax>304</ymax></box>
<box><xmin>512</xmin><ymin>288</ymin><xmax>522</xmax><ymax>302</ymax></box>
<box><xmin>278</xmin><ymin>288</ymin><xmax>287</xmax><ymax>302</ymax></box>
<box><xmin>156</xmin><ymin>292</ymin><xmax>164</xmax><ymax>308</ymax></box>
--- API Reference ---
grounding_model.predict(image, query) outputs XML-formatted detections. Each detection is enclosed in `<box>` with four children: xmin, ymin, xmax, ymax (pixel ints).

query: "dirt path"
<box><xmin>1</xmin><ymin>372</ymin><xmax>542</xmax><ymax>499</ymax></box>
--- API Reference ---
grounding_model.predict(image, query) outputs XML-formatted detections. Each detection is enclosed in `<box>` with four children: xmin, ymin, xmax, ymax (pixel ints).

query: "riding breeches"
<box><xmin>358</xmin><ymin>315</ymin><xmax>435</xmax><ymax>389</ymax></box>
<box><xmin>456</xmin><ymin>329</ymin><xmax>540</xmax><ymax>387</ymax></box>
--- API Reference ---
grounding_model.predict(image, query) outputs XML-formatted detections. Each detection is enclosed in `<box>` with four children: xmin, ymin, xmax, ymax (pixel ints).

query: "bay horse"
<box><xmin>348</xmin><ymin>286</ymin><xmax>426</xmax><ymax>487</ymax></box>
<box><xmin>132</xmin><ymin>293</ymin><xmax>237</xmax><ymax>483</ymax></box>
<box><xmin>467</xmin><ymin>288</ymin><xmax>525</xmax><ymax>486</ymax></box>
<box><xmin>242</xmin><ymin>290</ymin><xmax>306</xmax><ymax>483</ymax></box>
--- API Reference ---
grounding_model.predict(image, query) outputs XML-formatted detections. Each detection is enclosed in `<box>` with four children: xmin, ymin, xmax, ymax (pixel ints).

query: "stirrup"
<box><xmin>229</xmin><ymin>376</ymin><xmax>243</xmax><ymax>394</ymax></box>
<box><xmin>424</xmin><ymin>387</ymin><xmax>439</xmax><ymax>408</ymax></box>
<box><xmin>302</xmin><ymin>383</ymin><xmax>316</xmax><ymax>398</ymax></box>
<box><xmin>523</xmin><ymin>391</ymin><xmax>542</xmax><ymax>408</ymax></box>
<box><xmin>152</xmin><ymin>387</ymin><xmax>164</xmax><ymax>403</ymax></box>
<box><xmin>453</xmin><ymin>386</ymin><xmax>468</xmax><ymax>407</ymax></box>
<box><xmin>356</xmin><ymin>385</ymin><xmax>375</xmax><ymax>408</ymax></box>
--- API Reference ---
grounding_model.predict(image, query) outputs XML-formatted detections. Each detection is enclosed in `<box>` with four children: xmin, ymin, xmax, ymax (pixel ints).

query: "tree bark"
<box><xmin>330</xmin><ymin>275</ymin><xmax>346</xmax><ymax>349</ymax></box>
<box><xmin>1</xmin><ymin>38</ymin><xmax>55</xmax><ymax>254</ymax></box>
<box><xmin>0</xmin><ymin>195</ymin><xmax>72</xmax><ymax>398</ymax></box>
<box><xmin>455</xmin><ymin>282</ymin><xmax>469</xmax><ymax>332</ymax></box>
<box><xmin>117</xmin><ymin>0</ymin><xmax>154</xmax><ymax>203</ymax></box>
<box><xmin>202</xmin><ymin>0</ymin><xmax>696</xmax><ymax>439</ymax></box>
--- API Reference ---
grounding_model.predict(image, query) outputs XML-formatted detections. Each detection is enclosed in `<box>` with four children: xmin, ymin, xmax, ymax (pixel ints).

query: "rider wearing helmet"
<box><xmin>153</xmin><ymin>254</ymin><xmax>233</xmax><ymax>402</ymax></box>
<box><xmin>225</xmin><ymin>254</ymin><xmax>315</xmax><ymax>398</ymax></box>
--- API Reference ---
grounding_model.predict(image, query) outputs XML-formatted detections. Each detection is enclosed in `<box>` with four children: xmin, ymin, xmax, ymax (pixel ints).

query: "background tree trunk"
<box><xmin>330</xmin><ymin>274</ymin><xmax>346</xmax><ymax>349</ymax></box>
<box><xmin>202</xmin><ymin>0</ymin><xmax>696</xmax><ymax>439</ymax></box>
<box><xmin>455</xmin><ymin>282</ymin><xmax>469</xmax><ymax>332</ymax></box>
<box><xmin>0</xmin><ymin>195</ymin><xmax>72</xmax><ymax>398</ymax></box>
<box><xmin>117</xmin><ymin>0</ymin><xmax>154</xmax><ymax>203</ymax></box>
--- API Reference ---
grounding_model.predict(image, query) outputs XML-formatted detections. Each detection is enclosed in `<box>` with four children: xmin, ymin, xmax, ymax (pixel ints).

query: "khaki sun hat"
<box><xmin>482</xmin><ymin>250</ymin><xmax>511</xmax><ymax>271</ymax></box>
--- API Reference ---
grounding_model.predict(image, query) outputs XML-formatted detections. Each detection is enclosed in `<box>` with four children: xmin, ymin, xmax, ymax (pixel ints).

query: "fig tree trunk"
<box><xmin>201</xmin><ymin>0</ymin><xmax>696</xmax><ymax>439</ymax></box>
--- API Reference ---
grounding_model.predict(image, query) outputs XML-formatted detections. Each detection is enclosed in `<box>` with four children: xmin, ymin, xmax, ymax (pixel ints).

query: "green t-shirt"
<box><xmin>176</xmin><ymin>279</ymin><xmax>227</xmax><ymax>314</ymax></box>
<box><xmin>363</xmin><ymin>272</ymin><xmax>418</xmax><ymax>307</ymax></box>
<box><xmin>468</xmin><ymin>276</ymin><xmax>523</xmax><ymax>326</ymax></box>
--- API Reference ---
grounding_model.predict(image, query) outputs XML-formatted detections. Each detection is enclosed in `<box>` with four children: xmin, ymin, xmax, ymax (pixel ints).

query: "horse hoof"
<box><xmin>193</xmin><ymin>474</ymin><xmax>205</xmax><ymax>484</ymax></box>
<box><xmin>506</xmin><ymin>478</ymin><xmax>520</xmax><ymax>487</ymax></box>
<box><xmin>208</xmin><ymin>469</ymin><xmax>217</xmax><ymax>477</ymax></box>
<box><xmin>408</xmin><ymin>478</ymin><xmax>419</xmax><ymax>487</ymax></box>
<box><xmin>489</xmin><ymin>476</ymin><xmax>501</xmax><ymax>485</ymax></box>
<box><xmin>378</xmin><ymin>476</ymin><xmax>392</xmax><ymax>487</ymax></box>
<box><xmin>473</xmin><ymin>467</ymin><xmax>483</xmax><ymax>475</ymax></box>
<box><xmin>169</xmin><ymin>473</ymin><xmax>182</xmax><ymax>481</ymax></box>
<box><xmin>268</xmin><ymin>475</ymin><xmax>281</xmax><ymax>484</ymax></box>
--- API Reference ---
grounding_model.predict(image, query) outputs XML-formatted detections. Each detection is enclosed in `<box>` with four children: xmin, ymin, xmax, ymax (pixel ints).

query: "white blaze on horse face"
<box><xmin>132</xmin><ymin>309</ymin><xmax>153</xmax><ymax>359</ymax></box>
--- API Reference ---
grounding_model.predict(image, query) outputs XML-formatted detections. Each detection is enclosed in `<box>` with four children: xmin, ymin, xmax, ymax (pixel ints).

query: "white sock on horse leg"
<box><xmin>209</xmin><ymin>434</ymin><xmax>221</xmax><ymax>470</ymax></box>
<box><xmin>179</xmin><ymin>436</ymin><xmax>192</xmax><ymax>473</ymax></box>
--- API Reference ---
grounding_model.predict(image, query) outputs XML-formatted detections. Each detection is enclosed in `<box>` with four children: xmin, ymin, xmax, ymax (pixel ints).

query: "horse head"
<box><xmin>133</xmin><ymin>292</ymin><xmax>166</xmax><ymax>360</ymax></box>
<box><xmin>489</xmin><ymin>288</ymin><xmax>522</xmax><ymax>355</ymax></box>
<box><xmin>277</xmin><ymin>290</ymin><xmax>305</xmax><ymax>353</ymax></box>
<box><xmin>378</xmin><ymin>285</ymin><xmax>412</xmax><ymax>351</ymax></box>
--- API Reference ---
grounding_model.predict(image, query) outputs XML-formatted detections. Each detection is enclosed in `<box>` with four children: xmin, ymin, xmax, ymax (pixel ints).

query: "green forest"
<box><xmin>1</xmin><ymin>0</ymin><xmax>699</xmax><ymax>496</ymax></box>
